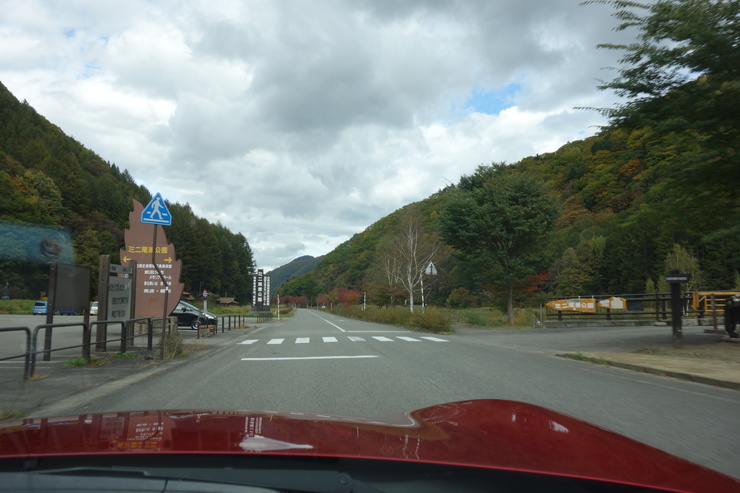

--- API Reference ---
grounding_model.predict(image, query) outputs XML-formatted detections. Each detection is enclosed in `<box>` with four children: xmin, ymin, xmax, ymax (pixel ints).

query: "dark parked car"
<box><xmin>171</xmin><ymin>300</ymin><xmax>217</xmax><ymax>329</ymax></box>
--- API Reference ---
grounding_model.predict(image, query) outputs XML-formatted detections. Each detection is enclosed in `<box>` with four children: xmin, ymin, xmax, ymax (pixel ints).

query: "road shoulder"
<box><xmin>560</xmin><ymin>340</ymin><xmax>740</xmax><ymax>391</ymax></box>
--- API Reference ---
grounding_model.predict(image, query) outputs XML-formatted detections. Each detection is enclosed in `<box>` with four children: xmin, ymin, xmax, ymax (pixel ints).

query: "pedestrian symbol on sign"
<box><xmin>141</xmin><ymin>193</ymin><xmax>172</xmax><ymax>225</ymax></box>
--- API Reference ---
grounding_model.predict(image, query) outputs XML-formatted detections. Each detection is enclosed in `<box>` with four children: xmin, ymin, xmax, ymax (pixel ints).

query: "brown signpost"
<box><xmin>119</xmin><ymin>199</ymin><xmax>183</xmax><ymax>322</ymax></box>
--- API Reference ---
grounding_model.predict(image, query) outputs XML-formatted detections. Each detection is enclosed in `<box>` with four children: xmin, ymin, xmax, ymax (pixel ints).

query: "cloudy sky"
<box><xmin>0</xmin><ymin>0</ymin><xmax>635</xmax><ymax>270</ymax></box>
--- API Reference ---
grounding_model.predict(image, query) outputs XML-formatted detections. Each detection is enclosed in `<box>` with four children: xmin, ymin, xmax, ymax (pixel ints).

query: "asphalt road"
<box><xmin>41</xmin><ymin>309</ymin><xmax>740</xmax><ymax>480</ymax></box>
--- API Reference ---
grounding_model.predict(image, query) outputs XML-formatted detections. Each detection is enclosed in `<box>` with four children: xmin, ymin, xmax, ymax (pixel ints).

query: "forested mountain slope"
<box><xmin>280</xmin><ymin>124</ymin><xmax>739</xmax><ymax>307</ymax></box>
<box><xmin>0</xmin><ymin>81</ymin><xmax>255</xmax><ymax>301</ymax></box>
<box><xmin>267</xmin><ymin>255</ymin><xmax>323</xmax><ymax>294</ymax></box>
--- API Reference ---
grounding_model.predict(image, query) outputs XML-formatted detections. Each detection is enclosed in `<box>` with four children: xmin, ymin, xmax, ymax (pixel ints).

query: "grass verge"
<box><xmin>63</xmin><ymin>356</ymin><xmax>106</xmax><ymax>367</ymax></box>
<box><xmin>0</xmin><ymin>299</ymin><xmax>35</xmax><ymax>314</ymax></box>
<box><xmin>0</xmin><ymin>410</ymin><xmax>27</xmax><ymax>421</ymax></box>
<box><xmin>561</xmin><ymin>352</ymin><xmax>610</xmax><ymax>365</ymax></box>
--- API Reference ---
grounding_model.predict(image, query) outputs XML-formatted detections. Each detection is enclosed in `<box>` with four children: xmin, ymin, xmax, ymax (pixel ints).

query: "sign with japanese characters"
<box><xmin>107</xmin><ymin>276</ymin><xmax>131</xmax><ymax>321</ymax></box>
<box><xmin>252</xmin><ymin>269</ymin><xmax>270</xmax><ymax>311</ymax></box>
<box><xmin>546</xmin><ymin>298</ymin><xmax>597</xmax><ymax>314</ymax></box>
<box><xmin>597</xmin><ymin>297</ymin><xmax>627</xmax><ymax>310</ymax></box>
<box><xmin>119</xmin><ymin>199</ymin><xmax>183</xmax><ymax>317</ymax></box>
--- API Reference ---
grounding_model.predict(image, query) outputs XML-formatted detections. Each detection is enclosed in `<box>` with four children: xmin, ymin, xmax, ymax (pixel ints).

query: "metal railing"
<box><xmin>253</xmin><ymin>312</ymin><xmax>273</xmax><ymax>323</ymax></box>
<box><xmin>216</xmin><ymin>314</ymin><xmax>250</xmax><ymax>332</ymax></box>
<box><xmin>543</xmin><ymin>292</ymin><xmax>712</xmax><ymax>324</ymax></box>
<box><xmin>0</xmin><ymin>327</ymin><xmax>32</xmax><ymax>380</ymax></box>
<box><xmin>2</xmin><ymin>317</ymin><xmax>163</xmax><ymax>380</ymax></box>
<box><xmin>2</xmin><ymin>313</ymin><xmax>256</xmax><ymax>380</ymax></box>
<box><xmin>30</xmin><ymin>322</ymin><xmax>92</xmax><ymax>377</ymax></box>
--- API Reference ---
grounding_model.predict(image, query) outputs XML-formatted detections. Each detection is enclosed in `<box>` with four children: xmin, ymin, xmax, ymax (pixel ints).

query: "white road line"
<box><xmin>242</xmin><ymin>355</ymin><xmax>379</xmax><ymax>361</ymax></box>
<box><xmin>345</xmin><ymin>331</ymin><xmax>407</xmax><ymax>333</ymax></box>
<box><xmin>237</xmin><ymin>335</ymin><xmax>450</xmax><ymax>345</ymax></box>
<box><xmin>308</xmin><ymin>310</ymin><xmax>346</xmax><ymax>332</ymax></box>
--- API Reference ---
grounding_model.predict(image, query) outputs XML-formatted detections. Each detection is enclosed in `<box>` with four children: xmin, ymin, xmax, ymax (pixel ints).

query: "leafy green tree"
<box><xmin>585</xmin><ymin>0</ymin><xmax>740</xmax><ymax>234</ymax></box>
<box><xmin>657</xmin><ymin>244</ymin><xmax>704</xmax><ymax>292</ymax></box>
<box><xmin>553</xmin><ymin>236</ymin><xmax>607</xmax><ymax>296</ymax></box>
<box><xmin>446</xmin><ymin>287</ymin><xmax>475</xmax><ymax>308</ymax></box>
<box><xmin>280</xmin><ymin>274</ymin><xmax>320</xmax><ymax>302</ymax></box>
<box><xmin>440</xmin><ymin>165</ymin><xmax>559</xmax><ymax>324</ymax></box>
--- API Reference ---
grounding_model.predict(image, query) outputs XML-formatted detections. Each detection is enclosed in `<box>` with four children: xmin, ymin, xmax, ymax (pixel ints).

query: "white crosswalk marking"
<box><xmin>238</xmin><ymin>335</ymin><xmax>450</xmax><ymax>346</ymax></box>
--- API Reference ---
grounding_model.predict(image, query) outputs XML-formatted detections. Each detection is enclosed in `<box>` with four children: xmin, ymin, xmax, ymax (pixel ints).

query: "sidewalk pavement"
<box><xmin>0</xmin><ymin>323</ymin><xmax>265</xmax><ymax>419</ymax></box>
<box><xmin>560</xmin><ymin>338</ymin><xmax>740</xmax><ymax>391</ymax></box>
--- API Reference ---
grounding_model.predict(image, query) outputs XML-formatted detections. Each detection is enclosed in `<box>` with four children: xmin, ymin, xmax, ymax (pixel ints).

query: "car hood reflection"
<box><xmin>1</xmin><ymin>399</ymin><xmax>738</xmax><ymax>493</ymax></box>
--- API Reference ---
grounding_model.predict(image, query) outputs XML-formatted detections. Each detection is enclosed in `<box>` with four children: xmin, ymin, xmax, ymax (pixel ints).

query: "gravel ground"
<box><xmin>634</xmin><ymin>340</ymin><xmax>740</xmax><ymax>363</ymax></box>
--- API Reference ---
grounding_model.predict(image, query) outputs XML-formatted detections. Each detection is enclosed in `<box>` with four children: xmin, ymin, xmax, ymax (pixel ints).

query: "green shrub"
<box><xmin>449</xmin><ymin>307</ymin><xmax>537</xmax><ymax>329</ymax></box>
<box><xmin>463</xmin><ymin>310</ymin><xmax>487</xmax><ymax>326</ymax></box>
<box><xmin>412</xmin><ymin>308</ymin><xmax>452</xmax><ymax>333</ymax></box>
<box><xmin>331</xmin><ymin>305</ymin><xmax>451</xmax><ymax>333</ymax></box>
<box><xmin>447</xmin><ymin>287</ymin><xmax>475</xmax><ymax>308</ymax></box>
<box><xmin>160</xmin><ymin>330</ymin><xmax>183</xmax><ymax>359</ymax></box>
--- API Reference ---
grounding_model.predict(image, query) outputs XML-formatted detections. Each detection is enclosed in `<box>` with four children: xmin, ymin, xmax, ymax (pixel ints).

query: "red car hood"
<box><xmin>0</xmin><ymin>399</ymin><xmax>736</xmax><ymax>492</ymax></box>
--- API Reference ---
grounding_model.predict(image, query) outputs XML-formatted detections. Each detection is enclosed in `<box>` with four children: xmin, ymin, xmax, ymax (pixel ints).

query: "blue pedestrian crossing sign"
<box><xmin>141</xmin><ymin>193</ymin><xmax>172</xmax><ymax>225</ymax></box>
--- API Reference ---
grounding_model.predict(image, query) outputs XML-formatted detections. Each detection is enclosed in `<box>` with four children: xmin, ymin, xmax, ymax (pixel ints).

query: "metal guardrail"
<box><xmin>2</xmin><ymin>313</ymin><xmax>254</xmax><ymax>380</ymax></box>
<box><xmin>30</xmin><ymin>322</ymin><xmax>92</xmax><ymax>377</ymax></box>
<box><xmin>216</xmin><ymin>314</ymin><xmax>248</xmax><ymax>332</ymax></box>
<box><xmin>253</xmin><ymin>312</ymin><xmax>273</xmax><ymax>323</ymax></box>
<box><xmin>0</xmin><ymin>327</ymin><xmax>32</xmax><ymax>380</ymax></box>
<box><xmin>3</xmin><ymin>317</ymin><xmax>162</xmax><ymax>380</ymax></box>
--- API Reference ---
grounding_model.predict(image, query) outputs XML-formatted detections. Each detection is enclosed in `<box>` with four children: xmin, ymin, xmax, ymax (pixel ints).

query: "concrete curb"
<box><xmin>559</xmin><ymin>353</ymin><xmax>740</xmax><ymax>391</ymax></box>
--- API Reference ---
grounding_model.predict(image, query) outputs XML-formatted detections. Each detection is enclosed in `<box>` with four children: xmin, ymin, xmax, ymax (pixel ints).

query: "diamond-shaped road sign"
<box><xmin>141</xmin><ymin>193</ymin><xmax>172</xmax><ymax>225</ymax></box>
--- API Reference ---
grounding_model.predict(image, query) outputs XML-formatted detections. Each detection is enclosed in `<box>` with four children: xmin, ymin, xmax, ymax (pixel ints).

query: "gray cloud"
<box><xmin>0</xmin><ymin>0</ymin><xmax>632</xmax><ymax>269</ymax></box>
